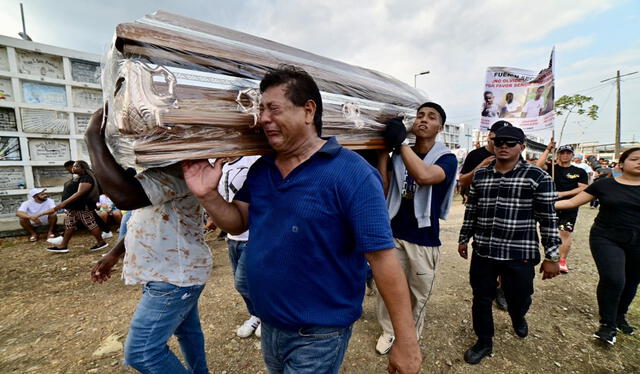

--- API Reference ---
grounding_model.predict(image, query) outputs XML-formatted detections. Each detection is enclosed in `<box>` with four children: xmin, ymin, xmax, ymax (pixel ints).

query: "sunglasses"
<box><xmin>493</xmin><ymin>139</ymin><xmax>521</xmax><ymax>147</ymax></box>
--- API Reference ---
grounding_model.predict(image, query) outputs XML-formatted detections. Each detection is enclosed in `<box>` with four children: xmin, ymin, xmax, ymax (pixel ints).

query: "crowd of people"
<box><xmin>16</xmin><ymin>160</ymin><xmax>119</xmax><ymax>251</ymax></box>
<box><xmin>16</xmin><ymin>64</ymin><xmax>639</xmax><ymax>373</ymax></box>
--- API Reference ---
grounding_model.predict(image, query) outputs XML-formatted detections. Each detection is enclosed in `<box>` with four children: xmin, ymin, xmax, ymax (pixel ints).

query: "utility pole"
<box><xmin>601</xmin><ymin>70</ymin><xmax>638</xmax><ymax>159</ymax></box>
<box><xmin>18</xmin><ymin>3</ymin><xmax>33</xmax><ymax>41</ymax></box>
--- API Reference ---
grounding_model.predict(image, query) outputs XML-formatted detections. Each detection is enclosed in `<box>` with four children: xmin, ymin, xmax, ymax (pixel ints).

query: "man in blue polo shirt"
<box><xmin>183</xmin><ymin>65</ymin><xmax>421</xmax><ymax>374</ymax></box>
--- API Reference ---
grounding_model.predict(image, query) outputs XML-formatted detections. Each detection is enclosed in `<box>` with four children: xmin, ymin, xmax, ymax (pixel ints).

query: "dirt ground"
<box><xmin>1</xmin><ymin>198</ymin><xmax>639</xmax><ymax>374</ymax></box>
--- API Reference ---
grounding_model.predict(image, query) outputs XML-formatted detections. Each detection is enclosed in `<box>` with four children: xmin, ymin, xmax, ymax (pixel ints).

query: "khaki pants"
<box><xmin>376</xmin><ymin>238</ymin><xmax>440</xmax><ymax>337</ymax></box>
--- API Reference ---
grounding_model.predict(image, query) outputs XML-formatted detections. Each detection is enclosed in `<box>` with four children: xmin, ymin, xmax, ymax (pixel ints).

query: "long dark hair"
<box><xmin>74</xmin><ymin>160</ymin><xmax>101</xmax><ymax>202</ymax></box>
<box><xmin>619</xmin><ymin>147</ymin><xmax>640</xmax><ymax>172</ymax></box>
<box><xmin>74</xmin><ymin>160</ymin><xmax>98</xmax><ymax>181</ymax></box>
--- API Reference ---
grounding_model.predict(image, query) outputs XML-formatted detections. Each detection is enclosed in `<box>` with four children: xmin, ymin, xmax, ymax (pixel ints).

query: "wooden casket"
<box><xmin>103</xmin><ymin>11</ymin><xmax>427</xmax><ymax>168</ymax></box>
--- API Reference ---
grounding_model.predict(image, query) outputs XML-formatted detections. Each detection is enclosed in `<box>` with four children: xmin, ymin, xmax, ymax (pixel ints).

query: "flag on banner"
<box><xmin>480</xmin><ymin>49</ymin><xmax>555</xmax><ymax>133</ymax></box>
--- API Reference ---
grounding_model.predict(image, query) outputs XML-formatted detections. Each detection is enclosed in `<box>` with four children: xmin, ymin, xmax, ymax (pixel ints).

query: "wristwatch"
<box><xmin>545</xmin><ymin>255</ymin><xmax>560</xmax><ymax>263</ymax></box>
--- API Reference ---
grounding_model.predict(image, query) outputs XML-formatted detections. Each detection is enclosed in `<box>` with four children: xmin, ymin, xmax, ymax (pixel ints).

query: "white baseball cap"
<box><xmin>29</xmin><ymin>188</ymin><xmax>46</xmax><ymax>198</ymax></box>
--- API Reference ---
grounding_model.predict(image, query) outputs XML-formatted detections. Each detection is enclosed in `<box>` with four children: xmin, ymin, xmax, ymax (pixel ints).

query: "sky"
<box><xmin>1</xmin><ymin>0</ymin><xmax>638</xmax><ymax>146</ymax></box>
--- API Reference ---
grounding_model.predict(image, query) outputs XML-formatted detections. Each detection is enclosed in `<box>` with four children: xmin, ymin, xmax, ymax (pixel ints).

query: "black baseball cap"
<box><xmin>489</xmin><ymin>120</ymin><xmax>511</xmax><ymax>133</ymax></box>
<box><xmin>493</xmin><ymin>125</ymin><xmax>525</xmax><ymax>143</ymax></box>
<box><xmin>557</xmin><ymin>145</ymin><xmax>574</xmax><ymax>153</ymax></box>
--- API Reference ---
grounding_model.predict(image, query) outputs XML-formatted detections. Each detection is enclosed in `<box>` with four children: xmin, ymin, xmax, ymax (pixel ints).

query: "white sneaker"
<box><xmin>255</xmin><ymin>323</ymin><xmax>262</xmax><ymax>338</ymax></box>
<box><xmin>376</xmin><ymin>333</ymin><xmax>395</xmax><ymax>355</ymax></box>
<box><xmin>101</xmin><ymin>231</ymin><xmax>113</xmax><ymax>239</ymax></box>
<box><xmin>236</xmin><ymin>317</ymin><xmax>260</xmax><ymax>338</ymax></box>
<box><xmin>47</xmin><ymin>236</ymin><xmax>64</xmax><ymax>245</ymax></box>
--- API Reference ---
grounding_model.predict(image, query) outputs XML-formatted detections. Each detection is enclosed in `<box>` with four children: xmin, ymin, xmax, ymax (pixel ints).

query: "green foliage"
<box><xmin>555</xmin><ymin>94</ymin><xmax>599</xmax><ymax>145</ymax></box>
<box><xmin>555</xmin><ymin>94</ymin><xmax>599</xmax><ymax>120</ymax></box>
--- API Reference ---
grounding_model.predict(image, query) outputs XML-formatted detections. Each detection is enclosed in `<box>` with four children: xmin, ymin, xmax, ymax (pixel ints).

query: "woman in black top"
<box><xmin>556</xmin><ymin>147</ymin><xmax>640</xmax><ymax>345</ymax></box>
<box><xmin>37</xmin><ymin>161</ymin><xmax>108</xmax><ymax>253</ymax></box>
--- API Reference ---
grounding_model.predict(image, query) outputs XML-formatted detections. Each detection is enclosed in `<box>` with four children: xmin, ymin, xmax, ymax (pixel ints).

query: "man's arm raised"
<box><xmin>84</xmin><ymin>107</ymin><xmax>150</xmax><ymax>210</ymax></box>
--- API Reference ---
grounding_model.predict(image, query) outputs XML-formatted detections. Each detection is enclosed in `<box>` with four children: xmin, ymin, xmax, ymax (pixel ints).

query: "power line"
<box><xmin>600</xmin><ymin>70</ymin><xmax>639</xmax><ymax>158</ymax></box>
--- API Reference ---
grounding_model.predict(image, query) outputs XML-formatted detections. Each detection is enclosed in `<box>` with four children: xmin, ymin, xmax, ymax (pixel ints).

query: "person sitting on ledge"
<box><xmin>16</xmin><ymin>188</ymin><xmax>57</xmax><ymax>242</ymax></box>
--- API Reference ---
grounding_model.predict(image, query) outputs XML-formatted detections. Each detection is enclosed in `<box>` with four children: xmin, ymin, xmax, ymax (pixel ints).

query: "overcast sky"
<box><xmin>1</xmin><ymin>0</ymin><xmax>638</xmax><ymax>145</ymax></box>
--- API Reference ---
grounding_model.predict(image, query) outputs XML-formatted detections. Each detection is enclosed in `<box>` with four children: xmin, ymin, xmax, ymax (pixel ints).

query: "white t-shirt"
<box><xmin>97</xmin><ymin>194</ymin><xmax>114</xmax><ymax>207</ymax></box>
<box><xmin>217</xmin><ymin>156</ymin><xmax>259</xmax><ymax>241</ymax></box>
<box><xmin>523</xmin><ymin>98</ymin><xmax>543</xmax><ymax>118</ymax></box>
<box><xmin>504</xmin><ymin>101</ymin><xmax>520</xmax><ymax>114</ymax></box>
<box><xmin>123</xmin><ymin>166</ymin><xmax>212</xmax><ymax>287</ymax></box>
<box><xmin>18</xmin><ymin>198</ymin><xmax>56</xmax><ymax>224</ymax></box>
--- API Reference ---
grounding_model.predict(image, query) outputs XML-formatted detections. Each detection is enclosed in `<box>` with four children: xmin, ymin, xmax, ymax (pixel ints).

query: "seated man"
<box><xmin>16</xmin><ymin>188</ymin><xmax>57</xmax><ymax>242</ymax></box>
<box><xmin>96</xmin><ymin>193</ymin><xmax>123</xmax><ymax>230</ymax></box>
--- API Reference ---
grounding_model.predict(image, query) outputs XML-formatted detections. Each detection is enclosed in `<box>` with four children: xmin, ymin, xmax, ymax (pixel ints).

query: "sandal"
<box><xmin>29</xmin><ymin>235</ymin><xmax>38</xmax><ymax>242</ymax></box>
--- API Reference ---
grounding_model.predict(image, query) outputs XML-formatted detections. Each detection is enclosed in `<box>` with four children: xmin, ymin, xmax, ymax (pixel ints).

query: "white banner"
<box><xmin>480</xmin><ymin>49</ymin><xmax>554</xmax><ymax>133</ymax></box>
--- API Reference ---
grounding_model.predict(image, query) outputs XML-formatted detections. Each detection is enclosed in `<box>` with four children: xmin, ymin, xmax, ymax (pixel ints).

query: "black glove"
<box><xmin>383</xmin><ymin>117</ymin><xmax>407</xmax><ymax>150</ymax></box>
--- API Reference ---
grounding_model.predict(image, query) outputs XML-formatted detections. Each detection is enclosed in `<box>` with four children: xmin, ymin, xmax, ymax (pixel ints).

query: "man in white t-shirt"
<box><xmin>499</xmin><ymin>92</ymin><xmax>521</xmax><ymax>118</ymax></box>
<box><xmin>16</xmin><ymin>188</ymin><xmax>57</xmax><ymax>242</ymax></box>
<box><xmin>86</xmin><ymin>108</ymin><xmax>211</xmax><ymax>374</ymax></box>
<box><xmin>521</xmin><ymin>86</ymin><xmax>545</xmax><ymax>118</ymax></box>
<box><xmin>572</xmin><ymin>154</ymin><xmax>594</xmax><ymax>184</ymax></box>
<box><xmin>217</xmin><ymin>156</ymin><xmax>261</xmax><ymax>338</ymax></box>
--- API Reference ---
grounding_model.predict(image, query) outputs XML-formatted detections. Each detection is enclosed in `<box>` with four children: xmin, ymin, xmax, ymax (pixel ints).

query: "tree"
<box><xmin>554</xmin><ymin>94</ymin><xmax>599</xmax><ymax>146</ymax></box>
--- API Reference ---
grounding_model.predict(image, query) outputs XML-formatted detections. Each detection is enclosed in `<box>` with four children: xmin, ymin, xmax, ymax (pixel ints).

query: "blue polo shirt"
<box><xmin>234</xmin><ymin>137</ymin><xmax>394</xmax><ymax>329</ymax></box>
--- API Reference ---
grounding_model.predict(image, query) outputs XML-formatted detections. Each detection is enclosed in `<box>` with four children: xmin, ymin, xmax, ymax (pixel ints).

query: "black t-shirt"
<box><xmin>460</xmin><ymin>147</ymin><xmax>493</xmax><ymax>174</ymax></box>
<box><xmin>62</xmin><ymin>174</ymin><xmax>94</xmax><ymax>210</ymax></box>
<box><xmin>552</xmin><ymin>164</ymin><xmax>588</xmax><ymax>200</ymax></box>
<box><xmin>585</xmin><ymin>178</ymin><xmax>640</xmax><ymax>231</ymax></box>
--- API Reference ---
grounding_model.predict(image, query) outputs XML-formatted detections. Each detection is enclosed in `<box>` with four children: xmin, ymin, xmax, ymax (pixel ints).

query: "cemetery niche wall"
<box><xmin>0</xmin><ymin>35</ymin><xmax>102</xmax><ymax>221</ymax></box>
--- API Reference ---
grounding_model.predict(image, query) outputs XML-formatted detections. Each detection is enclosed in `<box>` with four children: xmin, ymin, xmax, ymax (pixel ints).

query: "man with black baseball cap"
<box><xmin>459</xmin><ymin>121</ymin><xmax>510</xmax><ymax>188</ymax></box>
<box><xmin>458</xmin><ymin>124</ymin><xmax>561</xmax><ymax>364</ymax></box>
<box><xmin>536</xmin><ymin>143</ymin><xmax>588</xmax><ymax>273</ymax></box>
<box><xmin>459</xmin><ymin>120</ymin><xmax>512</xmax><ymax>310</ymax></box>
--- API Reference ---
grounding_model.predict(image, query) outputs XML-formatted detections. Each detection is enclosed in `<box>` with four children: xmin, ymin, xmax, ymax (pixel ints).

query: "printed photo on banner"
<box><xmin>480</xmin><ymin>49</ymin><xmax>555</xmax><ymax>133</ymax></box>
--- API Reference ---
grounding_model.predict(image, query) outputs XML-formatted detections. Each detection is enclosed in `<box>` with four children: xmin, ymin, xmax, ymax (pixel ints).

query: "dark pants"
<box><xmin>470</xmin><ymin>252</ymin><xmax>535</xmax><ymax>343</ymax></box>
<box><xmin>92</xmin><ymin>210</ymin><xmax>110</xmax><ymax>232</ymax></box>
<box><xmin>590</xmin><ymin>225</ymin><xmax>640</xmax><ymax>328</ymax></box>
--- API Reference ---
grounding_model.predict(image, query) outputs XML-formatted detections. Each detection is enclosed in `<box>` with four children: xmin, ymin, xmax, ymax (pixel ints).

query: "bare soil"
<box><xmin>1</xmin><ymin>199</ymin><xmax>639</xmax><ymax>373</ymax></box>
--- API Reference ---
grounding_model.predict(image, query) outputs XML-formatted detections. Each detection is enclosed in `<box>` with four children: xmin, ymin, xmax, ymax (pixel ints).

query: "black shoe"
<box><xmin>593</xmin><ymin>325</ymin><xmax>617</xmax><ymax>345</ymax></box>
<box><xmin>47</xmin><ymin>246</ymin><xmax>69</xmax><ymax>253</ymax></box>
<box><xmin>617</xmin><ymin>317</ymin><xmax>635</xmax><ymax>335</ymax></box>
<box><xmin>89</xmin><ymin>242</ymin><xmax>109</xmax><ymax>251</ymax></box>
<box><xmin>464</xmin><ymin>340</ymin><xmax>493</xmax><ymax>365</ymax></box>
<box><xmin>513</xmin><ymin>318</ymin><xmax>528</xmax><ymax>338</ymax></box>
<box><xmin>495</xmin><ymin>287</ymin><xmax>508</xmax><ymax>311</ymax></box>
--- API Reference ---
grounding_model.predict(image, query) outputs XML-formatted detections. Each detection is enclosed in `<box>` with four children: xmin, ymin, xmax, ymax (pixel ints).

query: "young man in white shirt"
<box><xmin>218</xmin><ymin>156</ymin><xmax>262</xmax><ymax>338</ymax></box>
<box><xmin>16</xmin><ymin>188</ymin><xmax>57</xmax><ymax>242</ymax></box>
<box><xmin>521</xmin><ymin>86</ymin><xmax>545</xmax><ymax>118</ymax></box>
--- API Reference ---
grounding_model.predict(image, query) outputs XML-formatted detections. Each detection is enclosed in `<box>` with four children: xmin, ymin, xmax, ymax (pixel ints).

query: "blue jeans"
<box><xmin>227</xmin><ymin>239</ymin><xmax>254</xmax><ymax>315</ymax></box>
<box><xmin>124</xmin><ymin>281</ymin><xmax>208</xmax><ymax>374</ymax></box>
<box><xmin>261</xmin><ymin>322</ymin><xmax>352</xmax><ymax>374</ymax></box>
<box><xmin>119</xmin><ymin>210</ymin><xmax>133</xmax><ymax>237</ymax></box>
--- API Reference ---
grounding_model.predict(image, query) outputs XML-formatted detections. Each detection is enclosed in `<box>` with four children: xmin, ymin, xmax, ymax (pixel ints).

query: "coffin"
<box><xmin>103</xmin><ymin>11</ymin><xmax>427</xmax><ymax>168</ymax></box>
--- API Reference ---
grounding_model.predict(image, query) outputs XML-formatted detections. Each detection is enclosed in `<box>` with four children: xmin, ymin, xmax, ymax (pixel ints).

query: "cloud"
<box><xmin>0</xmin><ymin>0</ymin><xmax>635</xmax><ymax>145</ymax></box>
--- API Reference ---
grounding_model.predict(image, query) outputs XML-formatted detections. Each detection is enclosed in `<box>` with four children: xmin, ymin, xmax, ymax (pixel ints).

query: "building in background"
<box><xmin>577</xmin><ymin>142</ymin><xmax>640</xmax><ymax>161</ymax></box>
<box><xmin>0</xmin><ymin>35</ymin><xmax>101</xmax><ymax>220</ymax></box>
<box><xmin>439</xmin><ymin>123</ymin><xmax>461</xmax><ymax>149</ymax></box>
